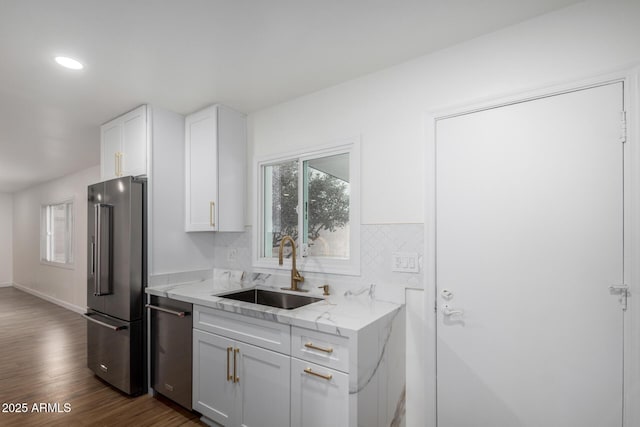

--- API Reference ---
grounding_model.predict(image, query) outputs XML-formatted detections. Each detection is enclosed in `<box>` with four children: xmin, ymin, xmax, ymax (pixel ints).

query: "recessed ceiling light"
<box><xmin>54</xmin><ymin>56</ymin><xmax>84</xmax><ymax>70</ymax></box>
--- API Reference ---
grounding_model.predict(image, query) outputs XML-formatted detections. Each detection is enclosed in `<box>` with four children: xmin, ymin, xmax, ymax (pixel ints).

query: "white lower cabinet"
<box><xmin>290</xmin><ymin>358</ymin><xmax>349</xmax><ymax>427</ymax></box>
<box><xmin>193</xmin><ymin>329</ymin><xmax>290</xmax><ymax>427</ymax></box>
<box><xmin>236</xmin><ymin>340</ymin><xmax>290</xmax><ymax>427</ymax></box>
<box><xmin>191</xmin><ymin>304</ymin><xmax>405</xmax><ymax>427</ymax></box>
<box><xmin>193</xmin><ymin>330</ymin><xmax>236</xmax><ymax>425</ymax></box>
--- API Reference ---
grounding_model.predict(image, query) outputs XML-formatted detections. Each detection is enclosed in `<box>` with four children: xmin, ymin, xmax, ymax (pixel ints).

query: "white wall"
<box><xmin>247</xmin><ymin>1</ymin><xmax>640</xmax><ymax>426</ymax></box>
<box><xmin>149</xmin><ymin>106</ymin><xmax>216</xmax><ymax>276</ymax></box>
<box><xmin>12</xmin><ymin>165</ymin><xmax>100</xmax><ymax>312</ymax></box>
<box><xmin>0</xmin><ymin>193</ymin><xmax>12</xmax><ymax>286</ymax></box>
<box><xmin>249</xmin><ymin>0</ymin><xmax>640</xmax><ymax>225</ymax></box>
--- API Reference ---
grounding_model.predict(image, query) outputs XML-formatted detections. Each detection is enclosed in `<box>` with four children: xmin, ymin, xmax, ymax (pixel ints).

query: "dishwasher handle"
<box><xmin>146</xmin><ymin>304</ymin><xmax>190</xmax><ymax>318</ymax></box>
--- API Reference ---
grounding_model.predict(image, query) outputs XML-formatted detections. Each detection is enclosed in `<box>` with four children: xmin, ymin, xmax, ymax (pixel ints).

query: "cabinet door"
<box><xmin>185</xmin><ymin>106</ymin><xmax>218</xmax><ymax>231</ymax></box>
<box><xmin>237</xmin><ymin>341</ymin><xmax>290</xmax><ymax>427</ymax></box>
<box><xmin>120</xmin><ymin>105</ymin><xmax>147</xmax><ymax>177</ymax></box>
<box><xmin>291</xmin><ymin>358</ymin><xmax>349</xmax><ymax>427</ymax></box>
<box><xmin>101</xmin><ymin>121</ymin><xmax>121</xmax><ymax>180</ymax></box>
<box><xmin>193</xmin><ymin>330</ymin><xmax>236</xmax><ymax>425</ymax></box>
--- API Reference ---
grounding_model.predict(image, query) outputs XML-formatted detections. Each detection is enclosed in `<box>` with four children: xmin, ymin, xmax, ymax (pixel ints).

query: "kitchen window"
<box><xmin>41</xmin><ymin>199</ymin><xmax>74</xmax><ymax>267</ymax></box>
<box><xmin>254</xmin><ymin>138</ymin><xmax>360</xmax><ymax>275</ymax></box>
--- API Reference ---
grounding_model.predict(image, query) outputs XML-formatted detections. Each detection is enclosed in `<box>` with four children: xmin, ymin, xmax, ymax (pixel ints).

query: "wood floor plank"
<box><xmin>0</xmin><ymin>288</ymin><xmax>205</xmax><ymax>427</ymax></box>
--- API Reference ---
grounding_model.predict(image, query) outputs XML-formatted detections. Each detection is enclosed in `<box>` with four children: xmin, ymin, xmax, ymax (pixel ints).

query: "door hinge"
<box><xmin>620</xmin><ymin>111</ymin><xmax>627</xmax><ymax>143</ymax></box>
<box><xmin>609</xmin><ymin>284</ymin><xmax>629</xmax><ymax>311</ymax></box>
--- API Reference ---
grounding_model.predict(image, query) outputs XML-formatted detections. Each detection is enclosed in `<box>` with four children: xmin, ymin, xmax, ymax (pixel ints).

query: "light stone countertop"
<box><xmin>146</xmin><ymin>279</ymin><xmax>403</xmax><ymax>338</ymax></box>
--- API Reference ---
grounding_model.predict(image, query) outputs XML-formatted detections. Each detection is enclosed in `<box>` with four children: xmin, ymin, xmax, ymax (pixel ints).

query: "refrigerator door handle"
<box><xmin>82</xmin><ymin>313</ymin><xmax>127</xmax><ymax>331</ymax></box>
<box><xmin>90</xmin><ymin>241</ymin><xmax>96</xmax><ymax>276</ymax></box>
<box><xmin>94</xmin><ymin>204</ymin><xmax>101</xmax><ymax>296</ymax></box>
<box><xmin>94</xmin><ymin>203</ymin><xmax>113</xmax><ymax>296</ymax></box>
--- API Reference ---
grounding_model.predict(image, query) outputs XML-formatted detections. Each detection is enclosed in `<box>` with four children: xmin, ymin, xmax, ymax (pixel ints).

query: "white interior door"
<box><xmin>435</xmin><ymin>83</ymin><xmax>625</xmax><ymax>427</ymax></box>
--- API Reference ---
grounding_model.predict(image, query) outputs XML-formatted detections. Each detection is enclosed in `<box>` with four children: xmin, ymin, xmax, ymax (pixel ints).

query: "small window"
<box><xmin>303</xmin><ymin>153</ymin><xmax>350</xmax><ymax>258</ymax></box>
<box><xmin>41</xmin><ymin>200</ymin><xmax>74</xmax><ymax>266</ymax></box>
<box><xmin>263</xmin><ymin>160</ymin><xmax>299</xmax><ymax>258</ymax></box>
<box><xmin>255</xmin><ymin>139</ymin><xmax>360</xmax><ymax>275</ymax></box>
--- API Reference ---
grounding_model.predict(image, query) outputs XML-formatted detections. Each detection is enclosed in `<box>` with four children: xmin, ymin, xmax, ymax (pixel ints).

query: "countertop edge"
<box><xmin>146</xmin><ymin>281</ymin><xmax>404</xmax><ymax>335</ymax></box>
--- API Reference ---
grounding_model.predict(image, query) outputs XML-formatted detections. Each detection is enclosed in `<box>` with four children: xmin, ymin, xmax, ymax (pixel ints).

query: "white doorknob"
<box><xmin>442</xmin><ymin>304</ymin><xmax>463</xmax><ymax>317</ymax></box>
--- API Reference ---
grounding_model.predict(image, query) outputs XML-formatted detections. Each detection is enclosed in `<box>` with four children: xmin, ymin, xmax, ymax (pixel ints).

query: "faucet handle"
<box><xmin>318</xmin><ymin>285</ymin><xmax>330</xmax><ymax>296</ymax></box>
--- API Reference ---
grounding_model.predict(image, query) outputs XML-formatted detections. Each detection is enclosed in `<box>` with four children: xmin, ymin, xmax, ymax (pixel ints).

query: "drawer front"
<box><xmin>194</xmin><ymin>305</ymin><xmax>290</xmax><ymax>354</ymax></box>
<box><xmin>291</xmin><ymin>327</ymin><xmax>349</xmax><ymax>373</ymax></box>
<box><xmin>290</xmin><ymin>358</ymin><xmax>349</xmax><ymax>427</ymax></box>
<box><xmin>86</xmin><ymin>313</ymin><xmax>143</xmax><ymax>395</ymax></box>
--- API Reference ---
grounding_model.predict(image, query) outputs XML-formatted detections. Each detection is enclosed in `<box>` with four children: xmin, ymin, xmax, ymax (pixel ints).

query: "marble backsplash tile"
<box><xmin>360</xmin><ymin>224</ymin><xmax>423</xmax><ymax>289</ymax></box>
<box><xmin>148</xmin><ymin>268</ymin><xmax>212</xmax><ymax>286</ymax></box>
<box><xmin>209</xmin><ymin>224</ymin><xmax>424</xmax><ymax>296</ymax></box>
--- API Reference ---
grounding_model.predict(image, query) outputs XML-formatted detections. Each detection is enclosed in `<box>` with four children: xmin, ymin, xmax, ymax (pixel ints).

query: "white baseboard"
<box><xmin>11</xmin><ymin>282</ymin><xmax>85</xmax><ymax>314</ymax></box>
<box><xmin>0</xmin><ymin>282</ymin><xmax>12</xmax><ymax>288</ymax></box>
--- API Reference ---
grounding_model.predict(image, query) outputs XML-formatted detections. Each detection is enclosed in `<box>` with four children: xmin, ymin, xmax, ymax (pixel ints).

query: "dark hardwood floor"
<box><xmin>0</xmin><ymin>287</ymin><xmax>205</xmax><ymax>427</ymax></box>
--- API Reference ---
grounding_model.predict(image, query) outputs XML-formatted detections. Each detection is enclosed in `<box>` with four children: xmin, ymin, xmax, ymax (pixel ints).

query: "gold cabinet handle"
<box><xmin>304</xmin><ymin>368</ymin><xmax>332</xmax><ymax>381</ymax></box>
<box><xmin>210</xmin><ymin>201</ymin><xmax>215</xmax><ymax>227</ymax></box>
<box><xmin>115</xmin><ymin>152</ymin><xmax>123</xmax><ymax>176</ymax></box>
<box><xmin>226</xmin><ymin>347</ymin><xmax>233</xmax><ymax>382</ymax></box>
<box><xmin>304</xmin><ymin>342</ymin><xmax>333</xmax><ymax>354</ymax></box>
<box><xmin>233</xmin><ymin>348</ymin><xmax>240</xmax><ymax>383</ymax></box>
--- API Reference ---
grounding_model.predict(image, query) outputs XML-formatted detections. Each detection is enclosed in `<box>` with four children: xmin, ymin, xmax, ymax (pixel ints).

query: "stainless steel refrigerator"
<box><xmin>83</xmin><ymin>176</ymin><xmax>146</xmax><ymax>395</ymax></box>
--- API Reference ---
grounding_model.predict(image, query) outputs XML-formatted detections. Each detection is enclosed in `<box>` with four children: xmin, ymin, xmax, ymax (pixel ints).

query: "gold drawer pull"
<box><xmin>304</xmin><ymin>342</ymin><xmax>333</xmax><ymax>354</ymax></box>
<box><xmin>304</xmin><ymin>368</ymin><xmax>332</xmax><ymax>381</ymax></box>
<box><xmin>233</xmin><ymin>348</ymin><xmax>240</xmax><ymax>383</ymax></box>
<box><xmin>226</xmin><ymin>347</ymin><xmax>233</xmax><ymax>382</ymax></box>
<box><xmin>209</xmin><ymin>201</ymin><xmax>215</xmax><ymax>227</ymax></box>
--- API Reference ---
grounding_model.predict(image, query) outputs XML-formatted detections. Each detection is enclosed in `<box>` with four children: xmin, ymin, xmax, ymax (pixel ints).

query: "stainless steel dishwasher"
<box><xmin>147</xmin><ymin>295</ymin><xmax>193</xmax><ymax>409</ymax></box>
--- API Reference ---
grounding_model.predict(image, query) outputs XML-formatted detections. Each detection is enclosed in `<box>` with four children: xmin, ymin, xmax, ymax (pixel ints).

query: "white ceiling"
<box><xmin>0</xmin><ymin>0</ymin><xmax>582</xmax><ymax>193</ymax></box>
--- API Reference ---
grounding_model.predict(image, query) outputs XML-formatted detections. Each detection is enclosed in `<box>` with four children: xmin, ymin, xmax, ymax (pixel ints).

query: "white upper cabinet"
<box><xmin>100</xmin><ymin>105</ymin><xmax>148</xmax><ymax>180</ymax></box>
<box><xmin>185</xmin><ymin>107</ymin><xmax>217</xmax><ymax>231</ymax></box>
<box><xmin>101</xmin><ymin>122</ymin><xmax>121</xmax><ymax>180</ymax></box>
<box><xmin>185</xmin><ymin>105</ymin><xmax>246</xmax><ymax>232</ymax></box>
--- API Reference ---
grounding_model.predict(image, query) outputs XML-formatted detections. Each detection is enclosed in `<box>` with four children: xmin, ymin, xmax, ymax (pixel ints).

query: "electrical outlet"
<box><xmin>227</xmin><ymin>248</ymin><xmax>238</xmax><ymax>262</ymax></box>
<box><xmin>392</xmin><ymin>252</ymin><xmax>419</xmax><ymax>273</ymax></box>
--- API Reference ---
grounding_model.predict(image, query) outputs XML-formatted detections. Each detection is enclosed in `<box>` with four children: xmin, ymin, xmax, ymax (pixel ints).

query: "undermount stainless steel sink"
<box><xmin>218</xmin><ymin>289</ymin><xmax>322</xmax><ymax>310</ymax></box>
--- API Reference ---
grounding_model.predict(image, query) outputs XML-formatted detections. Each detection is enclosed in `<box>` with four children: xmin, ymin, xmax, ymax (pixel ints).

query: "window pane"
<box><xmin>263</xmin><ymin>160</ymin><xmax>298</xmax><ymax>258</ymax></box>
<box><xmin>52</xmin><ymin>204</ymin><xmax>67</xmax><ymax>262</ymax></box>
<box><xmin>304</xmin><ymin>153</ymin><xmax>350</xmax><ymax>258</ymax></box>
<box><xmin>41</xmin><ymin>201</ymin><xmax>73</xmax><ymax>265</ymax></box>
<box><xmin>66</xmin><ymin>204</ymin><xmax>74</xmax><ymax>263</ymax></box>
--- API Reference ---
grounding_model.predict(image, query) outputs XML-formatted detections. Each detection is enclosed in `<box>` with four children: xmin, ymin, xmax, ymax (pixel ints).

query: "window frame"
<box><xmin>253</xmin><ymin>137</ymin><xmax>361</xmax><ymax>276</ymax></box>
<box><xmin>40</xmin><ymin>198</ymin><xmax>75</xmax><ymax>269</ymax></box>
